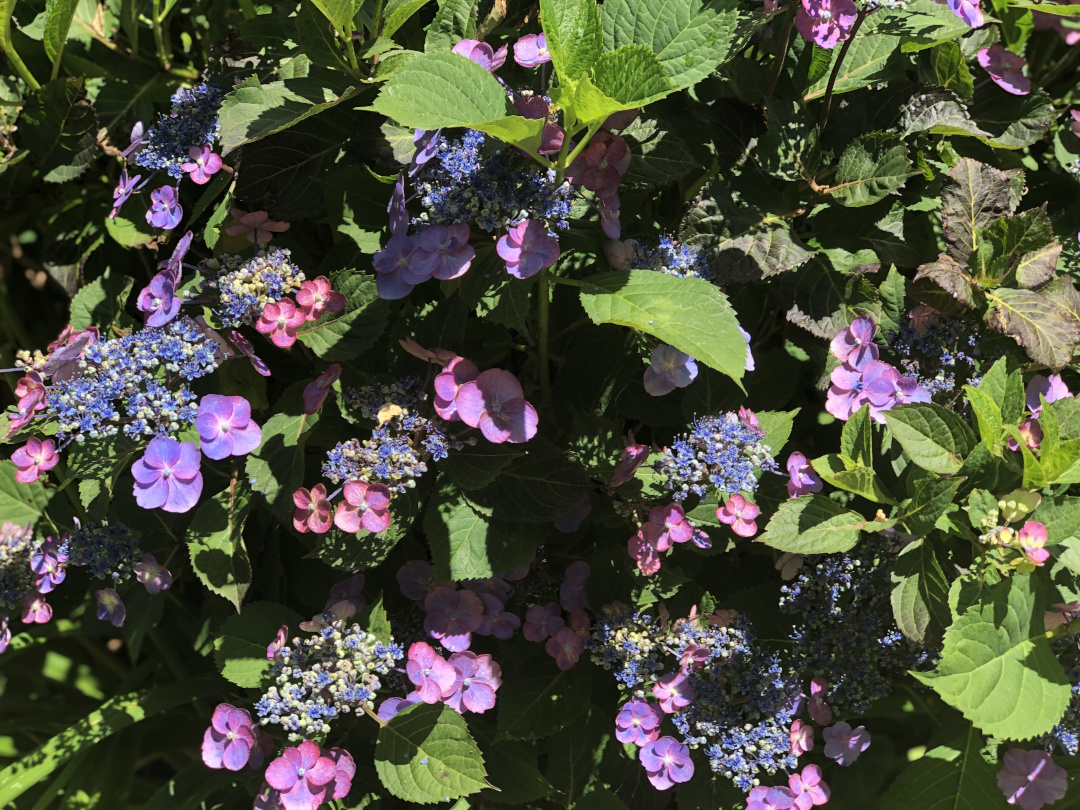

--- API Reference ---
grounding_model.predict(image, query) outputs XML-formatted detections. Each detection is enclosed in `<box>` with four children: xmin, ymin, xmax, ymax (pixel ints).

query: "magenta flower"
<box><xmin>424</xmin><ymin>586</ymin><xmax>484</xmax><ymax>651</ymax></box>
<box><xmin>433</xmin><ymin>356</ymin><xmax>480</xmax><ymax>421</ymax></box>
<box><xmin>136</xmin><ymin>272</ymin><xmax>181</xmax><ymax>328</ymax></box>
<box><xmin>796</xmin><ymin>0</ymin><xmax>858</xmax><ymax>48</ymax></box>
<box><xmin>523</xmin><ymin>603</ymin><xmax>565</xmax><ymax>642</ymax></box>
<box><xmin>303</xmin><ymin>364</ymin><xmax>342</xmax><ymax>415</ymax></box>
<box><xmin>456</xmin><ymin>369</ymin><xmax>539</xmax><ymax>444</ymax></box>
<box><xmin>786</xmin><ymin>452</ymin><xmax>823</xmax><ymax>498</ymax></box>
<box><xmin>830</xmin><ymin>315</ymin><xmax>879</xmax><ymax>366</ymax></box>
<box><xmin>789</xmin><ymin>764</ymin><xmax>830</xmax><ymax>810</ymax></box>
<box><xmin>146</xmin><ymin>185</ymin><xmax>183</xmax><ymax>230</ymax></box>
<box><xmin>615</xmin><ymin>698</ymin><xmax>663</xmax><ymax>746</ymax></box>
<box><xmin>334</xmin><ymin>480</ymin><xmax>392</xmax><ymax>534</ymax></box>
<box><xmin>978</xmin><ymin>46</ymin><xmax>1031</xmax><ymax>95</ymax></box>
<box><xmin>225</xmin><ymin>208</ymin><xmax>290</xmax><ymax>245</ymax></box>
<box><xmin>861</xmin><ymin>360</ymin><xmax>904</xmax><ymax>422</ymax></box>
<box><xmin>397</xmin><ymin>559</ymin><xmax>437</xmax><ymax>602</ymax></box>
<box><xmin>181</xmin><ymin>144</ymin><xmax>223</xmax><ymax>185</ymax></box>
<box><xmin>790</xmin><ymin>719</ymin><xmax>815</xmax><ymax>756</ymax></box>
<box><xmin>639</xmin><ymin>736</ymin><xmax>694</xmax><ymax>790</ymax></box>
<box><xmin>256</xmin><ymin>298</ymin><xmax>306</xmax><ymax>348</ymax></box>
<box><xmin>496</xmin><ymin>219</ymin><xmax>560</xmax><ymax>279</ymax></box>
<box><xmin>443</xmin><ymin>651</ymin><xmax>502</xmax><ymax>713</ymax></box>
<box><xmin>296</xmin><ymin>276</ymin><xmax>346</xmax><ymax>322</ymax></box>
<box><xmin>451</xmin><ymin>38</ymin><xmax>506</xmax><ymax>71</ymax></box>
<box><xmin>1072</xmin><ymin>110</ymin><xmax>1080</xmax><ymax>138</ymax></box>
<box><xmin>196</xmin><ymin>395</ymin><xmax>263</xmax><ymax>460</ymax></box>
<box><xmin>133</xmin><ymin>553</ymin><xmax>172</xmax><ymax>595</ymax></box>
<box><xmin>628</xmin><ymin>533</ymin><xmax>663</xmax><ymax>576</ymax></box>
<box><xmin>825</xmin><ymin>350</ymin><xmax>875</xmax><ymax>421</ymax></box>
<box><xmin>653</xmin><ymin>671</ymin><xmax>695</xmax><ymax>713</ymax></box>
<box><xmin>131</xmin><ymin>437</ymin><xmax>203</xmax><ymax>513</ymax></box>
<box><xmin>413</xmin><ymin>224</ymin><xmax>475</xmax><ymax>280</ymax></box>
<box><xmin>611</xmin><ymin>440</ymin><xmax>649</xmax><ymax>487</ymax></box>
<box><xmin>22</xmin><ymin>592</ymin><xmax>52</xmax><ymax>624</ymax></box>
<box><xmin>267</xmin><ymin>625</ymin><xmax>288</xmax><ymax>660</ymax></box>
<box><xmin>1017</xmin><ymin>521</ymin><xmax>1050</xmax><ymax>566</ymax></box>
<box><xmin>807</xmin><ymin>677</ymin><xmax>833</xmax><ymax>725</ymax></box>
<box><xmin>373</xmin><ymin>234</ymin><xmax>427</xmax><ymax>300</ymax></box>
<box><xmin>513</xmin><ymin>33</ymin><xmax>550</xmax><ymax>67</ymax></box>
<box><xmin>559</xmin><ymin>560</ymin><xmax>591</xmax><ymax>611</ymax></box>
<box><xmin>1026</xmin><ymin>374</ymin><xmax>1072</xmax><ymax>416</ymax></box>
<box><xmin>293</xmin><ymin>484</ymin><xmax>333</xmax><ymax>534</ymax></box>
<box><xmin>11</xmin><ymin>437</ymin><xmax>58</xmax><ymax>484</ymax></box>
<box><xmin>941</xmin><ymin>0</ymin><xmax>984</xmax><ymax>26</ymax></box>
<box><xmin>406</xmin><ymin>641</ymin><xmax>458</xmax><ymax>703</ymax></box>
<box><xmin>324</xmin><ymin>747</ymin><xmax>355</xmax><ymax>801</ymax></box>
<box><xmin>717</xmin><ymin>494</ymin><xmax>760</xmax><ymax>538</ymax></box>
<box><xmin>748</xmin><ymin>786</ymin><xmax>797</xmax><ymax>810</ymax></box>
<box><xmin>997</xmin><ymin>748</ymin><xmax>1068</xmax><ymax>810</ymax></box>
<box><xmin>14</xmin><ymin>371</ymin><xmax>46</xmax><ymax>414</ymax></box>
<box><xmin>566</xmin><ymin>132</ymin><xmax>631</xmax><ymax>194</ymax></box>
<box><xmin>202</xmin><ymin>704</ymin><xmax>259</xmax><ymax>771</ymax></box>
<box><xmin>642</xmin><ymin>504</ymin><xmax>694</xmax><ymax>551</ymax></box>
<box><xmin>31</xmin><ymin>538</ymin><xmax>67</xmax><ymax>594</ymax></box>
<box><xmin>546</xmin><ymin>626</ymin><xmax>585</xmax><ymax>669</ymax></box>
<box><xmin>95</xmin><ymin>588</ymin><xmax>125</xmax><ymax>627</ymax></box>
<box><xmin>644</xmin><ymin>344</ymin><xmax>699</xmax><ymax>396</ymax></box>
<box><xmin>109</xmin><ymin>168</ymin><xmax>142</xmax><ymax>219</ymax></box>
<box><xmin>227</xmin><ymin>330</ymin><xmax>271</xmax><ymax>377</ymax></box>
<box><xmin>265</xmin><ymin>741</ymin><xmax>337</xmax><ymax>810</ymax></box>
<box><xmin>823</xmin><ymin>721</ymin><xmax>871</xmax><ymax>766</ymax></box>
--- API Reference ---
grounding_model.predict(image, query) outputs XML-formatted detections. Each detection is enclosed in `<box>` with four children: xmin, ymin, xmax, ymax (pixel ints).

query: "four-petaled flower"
<box><xmin>423</xmin><ymin>585</ymin><xmax>484</xmax><ymax>651</ymax></box>
<box><xmin>790</xmin><ymin>719</ymin><xmax>815</xmax><ymax>756</ymax></box>
<box><xmin>978</xmin><ymin>45</ymin><xmax>1031</xmax><ymax>95</ymax></box>
<box><xmin>823</xmin><ymin>721</ymin><xmax>871</xmax><ymax>766</ymax></box>
<box><xmin>653</xmin><ymin>671</ymin><xmax>695</xmax><ymax>713</ymax></box>
<box><xmin>567</xmin><ymin>132</ymin><xmax>631</xmax><ymax>195</ymax></box>
<box><xmin>225</xmin><ymin>209</ymin><xmax>291</xmax><ymax>245</ymax></box>
<box><xmin>131</xmin><ymin>437</ymin><xmax>203</xmax><ymax>513</ymax></box>
<box><xmin>611</xmin><ymin>439</ymin><xmax>649</xmax><ymax>487</ymax></box>
<box><xmin>256</xmin><ymin>298</ymin><xmax>306</xmax><ymax>348</ymax></box>
<box><xmin>456</xmin><ymin>369</ymin><xmax>539</xmax><ymax>444</ymax></box>
<box><xmin>644</xmin><ymin>344</ymin><xmax>698</xmax><ymax>396</ymax></box>
<box><xmin>523</xmin><ymin>602</ymin><xmax>565</xmax><ymax>642</ymax></box>
<box><xmin>137</xmin><ymin>272</ymin><xmax>181</xmax><ymax>327</ymax></box>
<box><xmin>264</xmin><ymin>741</ymin><xmax>338</xmax><ymax>810</ymax></box>
<box><xmin>615</xmin><ymin>698</ymin><xmax>663</xmax><ymax>746</ymax></box>
<box><xmin>196</xmin><ymin>394</ymin><xmax>263</xmax><ymax>460</ymax></box>
<box><xmin>546</xmin><ymin>626</ymin><xmax>586</xmax><ymax>669</ymax></box>
<box><xmin>95</xmin><ymin>588</ymin><xmax>125</xmax><ymax>627</ymax></box>
<box><xmin>717</xmin><ymin>494</ymin><xmax>761</xmax><ymax>537</ymax></box>
<box><xmin>434</xmin><ymin>356</ymin><xmax>480</xmax><ymax>421</ymax></box>
<box><xmin>406</xmin><ymin>641</ymin><xmax>457</xmax><ymax>703</ymax></box>
<box><xmin>110</xmin><ymin>169</ymin><xmax>142</xmax><ymax>219</ymax></box>
<box><xmin>808</xmin><ymin>677</ymin><xmax>833</xmax><ymax>725</ymax></box>
<box><xmin>514</xmin><ymin>33</ymin><xmax>551</xmax><ymax>67</ymax></box>
<box><xmin>296</xmin><ymin>277</ymin><xmax>346</xmax><ymax>322</ymax></box>
<box><xmin>996</xmin><ymin>748</ymin><xmax>1068</xmax><ymax>810</ymax></box>
<box><xmin>293</xmin><ymin>484</ymin><xmax>333</xmax><ymax>534</ymax></box>
<box><xmin>134</xmin><ymin>553</ymin><xmax>172</xmax><ymax>595</ymax></box>
<box><xmin>202</xmin><ymin>703</ymin><xmax>258</xmax><ymax>771</ymax></box>
<box><xmin>181</xmin><ymin>144</ymin><xmax>223</xmax><ymax>185</ymax></box>
<box><xmin>334</xmin><ymin>480</ymin><xmax>393</xmax><ymax>534</ymax></box>
<box><xmin>414</xmin><ymin>224</ymin><xmax>475</xmax><ymax>280</ymax></box>
<box><xmin>639</xmin><ymin>736</ymin><xmax>694</xmax><ymax>790</ymax></box>
<box><xmin>22</xmin><ymin>592</ymin><xmax>53</xmax><ymax>624</ymax></box>
<box><xmin>748</xmin><ymin>785</ymin><xmax>797</xmax><ymax>810</ymax></box>
<box><xmin>796</xmin><ymin>0</ymin><xmax>858</xmax><ymax>48</ymax></box>
<box><xmin>146</xmin><ymin>185</ymin><xmax>183</xmax><ymax>230</ymax></box>
<box><xmin>496</xmin><ymin>219</ymin><xmax>560</xmax><ymax>279</ymax></box>
<box><xmin>11</xmin><ymin>437</ymin><xmax>58</xmax><ymax>484</ymax></box>
<box><xmin>830</xmin><ymin>315</ymin><xmax>879</xmax><ymax>366</ymax></box>
<box><xmin>787</xmin><ymin>452</ymin><xmax>823</xmax><ymax>498</ymax></box>
<box><xmin>444</xmin><ymin>651</ymin><xmax>502</xmax><ymax>713</ymax></box>
<box><xmin>789</xmin><ymin>764</ymin><xmax>830</xmax><ymax>810</ymax></box>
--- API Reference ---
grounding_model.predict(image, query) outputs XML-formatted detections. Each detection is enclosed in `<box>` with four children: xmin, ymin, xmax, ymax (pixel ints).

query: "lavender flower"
<box><xmin>146</xmin><ymin>185</ymin><xmax>183</xmax><ymax>230</ymax></box>
<box><xmin>131</xmin><ymin>436</ymin><xmax>203</xmax><ymax>513</ymax></box>
<box><xmin>639</xmin><ymin>736</ymin><xmax>694</xmax><ymax>790</ymax></box>
<box><xmin>195</xmin><ymin>395</ymin><xmax>263</xmax><ymax>460</ymax></box>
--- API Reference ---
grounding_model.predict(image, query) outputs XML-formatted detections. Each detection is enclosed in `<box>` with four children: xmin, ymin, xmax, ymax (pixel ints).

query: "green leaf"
<box><xmin>43</xmin><ymin>0</ymin><xmax>79</xmax><ymax>63</ymax></box>
<box><xmin>0</xmin><ymin>463</ymin><xmax>53</xmax><ymax>528</ymax></box>
<box><xmin>477</xmin><ymin>442</ymin><xmax>591</xmax><ymax>523</ymax></box>
<box><xmin>811</xmin><ymin>455</ymin><xmax>899</xmax><ymax>505</ymax></box>
<box><xmin>425</xmin><ymin>478</ymin><xmax>495</xmax><ymax>581</ymax></box>
<box><xmin>758</xmin><ymin>98</ymin><xmax>818</xmax><ymax>182</ymax></box>
<box><xmin>964</xmin><ymin>384</ymin><xmax>1004</xmax><ymax>454</ymax></box>
<box><xmin>65</xmin><ymin>434</ymin><xmax>139</xmax><ymax>479</ymax></box>
<box><xmin>578</xmin><ymin>270</ymin><xmax>747</xmax><ymax>386</ymax></box>
<box><xmin>913</xmin><ymin>575</ymin><xmax>1071</xmax><ymax>740</ymax></box>
<box><xmin>803</xmin><ymin>23</ymin><xmax>905</xmax><ymax>100</ymax></box>
<box><xmin>757</xmin><ymin>495</ymin><xmax>876</xmax><ymax>554</ymax></box>
<box><xmin>441</xmin><ymin>443</ymin><xmax>526</xmax><ymax>490</ymax></box>
<box><xmin>891</xmin><ymin>538</ymin><xmax>951</xmax><ymax>644</ymax></box>
<box><xmin>940</xmin><ymin>157</ymin><xmax>1022</xmax><ymax>263</ymax></box>
<box><xmin>246</xmin><ymin>406</ymin><xmax>321</xmax><ymax>522</ymax></box>
<box><xmin>186</xmin><ymin>480</ymin><xmax>254</xmax><ymax>611</ymax></box>
<box><xmin>369</xmin><ymin>51</ymin><xmax>512</xmax><ymax>129</ymax></box>
<box><xmin>884</xmin><ymin>403</ymin><xmax>977</xmax><ymax>475</ymax></box>
<box><xmin>831</xmin><ymin>132</ymin><xmax>915</xmax><ymax>207</ymax></box>
<box><xmin>986</xmin><ymin>287</ymin><xmax>1080</xmax><ymax>371</ymax></box>
<box><xmin>19</xmin><ymin>77</ymin><xmax>98</xmax><ymax>183</ymax></box>
<box><xmin>898</xmin><ymin>475</ymin><xmax>964</xmax><ymax>536</ymax></box>
<box><xmin>880</xmin><ymin>725</ymin><xmax>1011</xmax><ymax>810</ymax></box>
<box><xmin>217</xmin><ymin>76</ymin><xmax>363</xmax><ymax>155</ymax></box>
<box><xmin>213</xmin><ymin>602</ymin><xmax>303</xmax><ymax>688</ymax></box>
<box><xmin>424</xmin><ymin>0</ymin><xmax>477</xmax><ymax>52</ymax></box>
<box><xmin>68</xmin><ymin>267</ymin><xmax>133</xmax><ymax>332</ymax></box>
<box><xmin>969</xmin><ymin>86</ymin><xmax>1055</xmax><ymax>150</ymax></box>
<box><xmin>0</xmin><ymin>676</ymin><xmax>223</xmax><ymax>806</ymax></box>
<box><xmin>573</xmin><ymin>45</ymin><xmax>677</xmax><ymax>125</ymax></box>
<box><xmin>842</xmin><ymin>403</ymin><xmax>874</xmax><ymax>467</ymax></box>
<box><xmin>296</xmin><ymin>268</ymin><xmax>391</xmax><ymax>361</ymax></box>
<box><xmin>1041</xmin><ymin>439</ymin><xmax>1080</xmax><ymax>485</ymax></box>
<box><xmin>383</xmin><ymin>0</ymin><xmax>433</xmax><ymax>37</ymax></box>
<box><xmin>929</xmin><ymin>41</ymin><xmax>974</xmax><ymax>98</ymax></box>
<box><xmin>540</xmin><ymin>0</ymin><xmax>602</xmax><ymax>87</ymax></box>
<box><xmin>481</xmin><ymin>740</ymin><xmax>554</xmax><ymax>804</ymax></box>
<box><xmin>756</xmin><ymin>409</ymin><xmax>798</xmax><ymax>458</ymax></box>
<box><xmin>495</xmin><ymin>661</ymin><xmax>591</xmax><ymax>741</ymax></box>
<box><xmin>375</xmin><ymin>703</ymin><xmax>490</xmax><ymax>804</ymax></box>
<box><xmin>1031</xmin><ymin>494</ymin><xmax>1080</xmax><ymax>544</ymax></box>
<box><xmin>310</xmin><ymin>0</ymin><xmax>357</xmax><ymax>37</ymax></box>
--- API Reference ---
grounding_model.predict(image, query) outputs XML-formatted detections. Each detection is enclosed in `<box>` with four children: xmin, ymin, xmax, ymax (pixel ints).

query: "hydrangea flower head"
<box><xmin>514</xmin><ymin>33</ymin><xmax>551</xmax><ymax>67</ymax></box>
<box><xmin>22</xmin><ymin>593</ymin><xmax>52</xmax><ymax>624</ymax></box>
<box><xmin>823</xmin><ymin>721</ymin><xmax>870</xmax><ymax>766</ymax></box>
<box><xmin>996</xmin><ymin>748</ymin><xmax>1068</xmax><ymax>810</ymax></box>
<box><xmin>790</xmin><ymin>719</ymin><xmax>814</xmax><ymax>755</ymax></box>
<box><xmin>146</xmin><ymin>185</ymin><xmax>183</xmax><ymax>230</ymax></box>
<box><xmin>131</xmin><ymin>437</ymin><xmax>203</xmax><ymax>513</ymax></box>
<box><xmin>496</xmin><ymin>219</ymin><xmax>560</xmax><ymax>279</ymax></box>
<box><xmin>616</xmin><ymin>698</ymin><xmax>663</xmax><ymax>745</ymax></box>
<box><xmin>296</xmin><ymin>277</ymin><xmax>346</xmax><ymax>322</ymax></box>
<box><xmin>334</xmin><ymin>480</ymin><xmax>392</xmax><ymax>534</ymax></box>
<box><xmin>978</xmin><ymin>46</ymin><xmax>1031</xmax><ymax>95</ymax></box>
<box><xmin>11</xmin><ymin>438</ymin><xmax>58</xmax><ymax>484</ymax></box>
<box><xmin>644</xmin><ymin>344</ymin><xmax>698</xmax><ymax>396</ymax></box>
<box><xmin>373</xmin><ymin>235</ymin><xmax>426</xmax><ymax>300</ymax></box>
<box><xmin>455</xmin><ymin>369</ymin><xmax>539</xmax><ymax>444</ymax></box>
<box><xmin>795</xmin><ymin>0</ymin><xmax>858</xmax><ymax>48</ymax></box>
<box><xmin>196</xmin><ymin>395</ymin><xmax>263</xmax><ymax>460</ymax></box>
<box><xmin>717</xmin><ymin>494</ymin><xmax>760</xmax><ymax>537</ymax></box>
<box><xmin>639</xmin><ymin>736</ymin><xmax>694</xmax><ymax>790</ymax></box>
<box><xmin>786</xmin><ymin>452</ymin><xmax>823</xmax><ymax>498</ymax></box>
<box><xmin>202</xmin><ymin>703</ymin><xmax>259</xmax><ymax>771</ymax></box>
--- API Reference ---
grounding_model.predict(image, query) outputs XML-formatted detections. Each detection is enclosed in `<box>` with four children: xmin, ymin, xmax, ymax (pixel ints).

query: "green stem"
<box><xmin>550</xmin><ymin>275</ymin><xmax>585</xmax><ymax>288</ymax></box>
<box><xmin>2</xmin><ymin>1</ymin><xmax>41</xmax><ymax>91</ymax></box>
<box><xmin>538</xmin><ymin>267</ymin><xmax>553</xmax><ymax>409</ymax></box>
<box><xmin>556</xmin><ymin>121</ymin><xmax>603</xmax><ymax>184</ymax></box>
<box><xmin>151</xmin><ymin>0</ymin><xmax>170</xmax><ymax>69</ymax></box>
<box><xmin>1039</xmin><ymin>42</ymin><xmax>1080</xmax><ymax>88</ymax></box>
<box><xmin>817</xmin><ymin>10</ymin><xmax>868</xmax><ymax>133</ymax></box>
<box><xmin>763</xmin><ymin>0</ymin><xmax>797</xmax><ymax>98</ymax></box>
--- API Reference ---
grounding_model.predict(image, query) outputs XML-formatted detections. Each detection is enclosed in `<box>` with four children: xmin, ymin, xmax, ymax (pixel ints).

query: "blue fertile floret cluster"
<box><xmin>134</xmin><ymin>83</ymin><xmax>224</xmax><ymax>179</ymax></box>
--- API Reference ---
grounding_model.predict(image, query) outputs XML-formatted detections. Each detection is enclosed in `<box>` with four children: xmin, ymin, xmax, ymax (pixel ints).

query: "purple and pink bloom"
<box><xmin>131</xmin><ymin>437</ymin><xmax>203</xmax><ymax>513</ymax></box>
<box><xmin>11</xmin><ymin>437</ymin><xmax>58</xmax><ymax>484</ymax></box>
<box><xmin>644</xmin><ymin>344</ymin><xmax>698</xmax><ymax>396</ymax></box>
<box><xmin>639</xmin><ymin>736</ymin><xmax>694</xmax><ymax>790</ymax></box>
<box><xmin>334</xmin><ymin>480</ymin><xmax>393</xmax><ymax>534</ymax></box>
<box><xmin>196</xmin><ymin>395</ymin><xmax>263</xmax><ymax>460</ymax></box>
<box><xmin>978</xmin><ymin>45</ymin><xmax>1032</xmax><ymax>95</ymax></box>
<box><xmin>996</xmin><ymin>748</ymin><xmax>1068</xmax><ymax>810</ymax></box>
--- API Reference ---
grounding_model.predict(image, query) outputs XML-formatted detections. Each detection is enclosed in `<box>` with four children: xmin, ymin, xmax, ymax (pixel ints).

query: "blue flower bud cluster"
<box><xmin>626</xmin><ymin>234</ymin><xmax>712</xmax><ymax>280</ymax></box>
<box><xmin>0</xmin><ymin>522</ymin><xmax>37</xmax><ymax>614</ymax></box>
<box><xmin>45</xmin><ymin>317</ymin><xmax>221</xmax><ymax>447</ymax></box>
<box><xmin>779</xmin><ymin>535</ymin><xmax>930</xmax><ymax>717</ymax></box>
<box><xmin>198</xmin><ymin>249</ymin><xmax>305</xmax><ymax>328</ymax></box>
<box><xmin>61</xmin><ymin>522</ymin><xmax>141</xmax><ymax>583</ymax></box>
<box><xmin>45</xmin><ymin>317</ymin><xmax>221</xmax><ymax>444</ymax></box>
<box><xmin>587</xmin><ymin>605</ymin><xmax>667</xmax><ymax>691</ymax></box>
<box><xmin>1046</xmin><ymin>639</ymin><xmax>1080</xmax><ymax>756</ymax></box>
<box><xmin>654</xmin><ymin>413</ymin><xmax>779</xmax><ymax>501</ymax></box>
<box><xmin>325</xmin><ymin>378</ymin><xmax>462</xmax><ymax>490</ymax></box>
<box><xmin>414</xmin><ymin>130</ymin><xmax>573</xmax><ymax>233</ymax></box>
<box><xmin>887</xmin><ymin>313</ymin><xmax>986</xmax><ymax>395</ymax></box>
<box><xmin>254</xmin><ymin>618</ymin><xmax>403</xmax><ymax>742</ymax></box>
<box><xmin>133</xmin><ymin>83</ymin><xmax>224</xmax><ymax>179</ymax></box>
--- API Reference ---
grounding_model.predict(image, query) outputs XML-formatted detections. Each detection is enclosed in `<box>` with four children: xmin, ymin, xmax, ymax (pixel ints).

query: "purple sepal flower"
<box><xmin>978</xmin><ymin>45</ymin><xmax>1031</xmax><ymax>95</ymax></box>
<box><xmin>423</xmin><ymin>586</ymin><xmax>484</xmax><ymax>651</ymax></box>
<box><xmin>195</xmin><ymin>394</ymin><xmax>263</xmax><ymax>460</ymax></box>
<box><xmin>786</xmin><ymin>452</ymin><xmax>823</xmax><ymax>498</ymax></box>
<box><xmin>996</xmin><ymin>748</ymin><xmax>1068</xmax><ymax>810</ymax></box>
<box><xmin>267</xmin><ymin>624</ymin><xmax>288</xmax><ymax>660</ymax></box>
<box><xmin>22</xmin><ymin>593</ymin><xmax>52</xmax><ymax>624</ymax></box>
<box><xmin>31</xmin><ymin>538</ymin><xmax>67</xmax><ymax>594</ymax></box>
<box><xmin>451</xmin><ymin>38</ymin><xmax>507</xmax><ymax>71</ymax></box>
<box><xmin>136</xmin><ymin>272</ymin><xmax>182</xmax><ymax>327</ymax></box>
<box><xmin>653</xmin><ymin>671</ymin><xmax>694</xmax><ymax>713</ymax></box>
<box><xmin>639</xmin><ymin>736</ymin><xmax>694</xmax><ymax>790</ymax></box>
<box><xmin>227</xmin><ymin>330</ymin><xmax>271</xmax><ymax>377</ymax></box>
<box><xmin>513</xmin><ymin>33</ymin><xmax>551</xmax><ymax>67</ymax></box>
<box><xmin>131</xmin><ymin>437</ymin><xmax>203</xmax><ymax>513</ymax></box>
<box><xmin>414</xmin><ymin>223</ymin><xmax>474</xmax><ymax>280</ymax></box>
<box><xmin>830</xmin><ymin>315</ymin><xmax>879</xmax><ymax>366</ymax></box>
<box><xmin>202</xmin><ymin>703</ymin><xmax>258</xmax><ymax>771</ymax></box>
<box><xmin>795</xmin><ymin>0</ymin><xmax>858</xmax><ymax>48</ymax></box>
<box><xmin>373</xmin><ymin>234</ymin><xmax>427</xmax><ymax>300</ymax></box>
<box><xmin>748</xmin><ymin>786</ymin><xmax>797</xmax><ymax>810</ymax></box>
<box><xmin>455</xmin><ymin>369</ymin><xmax>539</xmax><ymax>444</ymax></box>
<box><xmin>121</xmin><ymin>121</ymin><xmax>148</xmax><ymax>160</ymax></box>
<box><xmin>559</xmin><ymin>560</ymin><xmax>590</xmax><ymax>611</ymax></box>
<box><xmin>410</xmin><ymin>130</ymin><xmax>443</xmax><ymax>177</ymax></box>
<box><xmin>146</xmin><ymin>185</ymin><xmax>183</xmax><ymax>230</ymax></box>
<box><xmin>378</xmin><ymin>692</ymin><xmax>422</xmax><ymax>721</ymax></box>
<box><xmin>789</xmin><ymin>764</ymin><xmax>830</xmax><ymax>809</ymax></box>
<box><xmin>0</xmin><ymin>616</ymin><xmax>10</xmax><ymax>654</ymax></box>
<box><xmin>823</xmin><ymin>721</ymin><xmax>871</xmax><ymax>766</ymax></box>
<box><xmin>740</xmin><ymin>326</ymin><xmax>755</xmax><ymax>371</ymax></box>
<box><xmin>496</xmin><ymin>219</ymin><xmax>560</xmax><ymax>279</ymax></box>
<box><xmin>181</xmin><ymin>144</ymin><xmax>223</xmax><ymax>184</ymax></box>
<box><xmin>644</xmin><ymin>344</ymin><xmax>698</xmax><ymax>396</ymax></box>
<box><xmin>110</xmin><ymin>169</ymin><xmax>142</xmax><ymax>219</ymax></box>
<box><xmin>95</xmin><ymin>588</ymin><xmax>125</xmax><ymax>627</ymax></box>
<box><xmin>443</xmin><ymin>651</ymin><xmax>502</xmax><ymax>714</ymax></box>
<box><xmin>133</xmin><ymin>553</ymin><xmax>172</xmax><ymax>595</ymax></box>
<box><xmin>523</xmin><ymin>603</ymin><xmax>564</xmax><ymax>642</ymax></box>
<box><xmin>11</xmin><ymin>437</ymin><xmax>59</xmax><ymax>484</ymax></box>
<box><xmin>615</xmin><ymin>698</ymin><xmax>663</xmax><ymax>746</ymax></box>
<box><xmin>264</xmin><ymin>741</ymin><xmax>337</xmax><ymax>810</ymax></box>
<box><xmin>610</xmin><ymin>441</ymin><xmax>649</xmax><ymax>487</ymax></box>
<box><xmin>942</xmin><ymin>0</ymin><xmax>984</xmax><ymax>26</ymax></box>
<box><xmin>1026</xmin><ymin>374</ymin><xmax>1072</xmax><ymax>416</ymax></box>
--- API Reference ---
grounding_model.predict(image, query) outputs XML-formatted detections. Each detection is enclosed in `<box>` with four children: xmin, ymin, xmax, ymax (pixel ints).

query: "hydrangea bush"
<box><xmin>2</xmin><ymin>0</ymin><xmax>1080</xmax><ymax>806</ymax></box>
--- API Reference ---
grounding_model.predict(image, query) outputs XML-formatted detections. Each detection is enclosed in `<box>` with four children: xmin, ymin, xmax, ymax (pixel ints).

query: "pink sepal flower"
<box><xmin>653</xmin><ymin>671</ymin><xmax>694</xmax><ymax>713</ymax></box>
<box><xmin>823</xmin><ymin>721</ymin><xmax>871</xmax><ymax>766</ymax></box>
<box><xmin>225</xmin><ymin>209</ymin><xmax>290</xmax><ymax>245</ymax></box>
<box><xmin>303</xmin><ymin>364</ymin><xmax>342</xmax><ymax>415</ymax></box>
<box><xmin>256</xmin><ymin>298</ymin><xmax>306</xmax><ymax>348</ymax></box>
<box><xmin>334</xmin><ymin>481</ymin><xmax>392</xmax><ymax>534</ymax></box>
<box><xmin>717</xmin><ymin>494</ymin><xmax>760</xmax><ymax>537</ymax></box>
<box><xmin>978</xmin><ymin>45</ymin><xmax>1031</xmax><ymax>95</ymax></box>
<box><xmin>455</xmin><ymin>369</ymin><xmax>538</xmax><ymax>444</ymax></box>
<box><xmin>293</xmin><ymin>484</ymin><xmax>333</xmax><ymax>534</ymax></box>
<box><xmin>296</xmin><ymin>276</ymin><xmax>346</xmax><ymax>322</ymax></box>
<box><xmin>996</xmin><ymin>748</ymin><xmax>1068</xmax><ymax>810</ymax></box>
<box><xmin>11</xmin><ymin>437</ymin><xmax>58</xmax><ymax>483</ymax></box>
<box><xmin>546</xmin><ymin>626</ymin><xmax>585</xmax><ymax>669</ymax></box>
